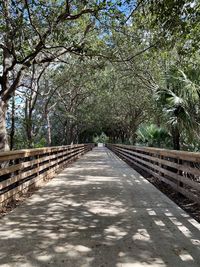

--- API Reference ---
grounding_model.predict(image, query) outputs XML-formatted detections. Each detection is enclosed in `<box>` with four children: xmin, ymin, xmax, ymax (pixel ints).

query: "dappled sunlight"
<box><xmin>116</xmin><ymin>259</ymin><xmax>167</xmax><ymax>267</ymax></box>
<box><xmin>85</xmin><ymin>200</ymin><xmax>126</xmax><ymax>216</ymax></box>
<box><xmin>133</xmin><ymin>229</ymin><xmax>151</xmax><ymax>242</ymax></box>
<box><xmin>104</xmin><ymin>225</ymin><xmax>128</xmax><ymax>241</ymax></box>
<box><xmin>188</xmin><ymin>218</ymin><xmax>200</xmax><ymax>231</ymax></box>
<box><xmin>0</xmin><ymin>147</ymin><xmax>200</xmax><ymax>267</ymax></box>
<box><xmin>176</xmin><ymin>248</ymin><xmax>194</xmax><ymax>262</ymax></box>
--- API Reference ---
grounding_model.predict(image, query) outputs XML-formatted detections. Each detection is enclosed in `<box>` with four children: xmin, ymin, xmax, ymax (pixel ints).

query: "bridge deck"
<box><xmin>0</xmin><ymin>147</ymin><xmax>200</xmax><ymax>267</ymax></box>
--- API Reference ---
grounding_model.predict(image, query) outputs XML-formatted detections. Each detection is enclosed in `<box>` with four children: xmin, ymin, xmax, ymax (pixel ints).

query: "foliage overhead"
<box><xmin>0</xmin><ymin>0</ymin><xmax>200</xmax><ymax>151</ymax></box>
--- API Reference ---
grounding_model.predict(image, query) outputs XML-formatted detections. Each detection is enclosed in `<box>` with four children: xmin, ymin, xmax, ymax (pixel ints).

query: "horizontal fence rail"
<box><xmin>107</xmin><ymin>144</ymin><xmax>200</xmax><ymax>204</ymax></box>
<box><xmin>0</xmin><ymin>144</ymin><xmax>94</xmax><ymax>206</ymax></box>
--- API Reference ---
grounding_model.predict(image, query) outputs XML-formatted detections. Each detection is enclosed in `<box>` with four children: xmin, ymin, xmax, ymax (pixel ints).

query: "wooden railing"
<box><xmin>0</xmin><ymin>144</ymin><xmax>94</xmax><ymax>206</ymax></box>
<box><xmin>107</xmin><ymin>144</ymin><xmax>200</xmax><ymax>204</ymax></box>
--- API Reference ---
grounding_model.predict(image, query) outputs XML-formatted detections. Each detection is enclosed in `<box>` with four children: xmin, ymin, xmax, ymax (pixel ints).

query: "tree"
<box><xmin>155</xmin><ymin>67</ymin><xmax>200</xmax><ymax>150</ymax></box>
<box><xmin>0</xmin><ymin>0</ymin><xmax>125</xmax><ymax>151</ymax></box>
<box><xmin>136</xmin><ymin>124</ymin><xmax>171</xmax><ymax>148</ymax></box>
<box><xmin>2</xmin><ymin>1</ymin><xmax>199</xmax><ymax>152</ymax></box>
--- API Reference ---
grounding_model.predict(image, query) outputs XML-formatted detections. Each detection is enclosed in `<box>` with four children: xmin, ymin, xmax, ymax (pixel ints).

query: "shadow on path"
<box><xmin>0</xmin><ymin>147</ymin><xmax>200</xmax><ymax>267</ymax></box>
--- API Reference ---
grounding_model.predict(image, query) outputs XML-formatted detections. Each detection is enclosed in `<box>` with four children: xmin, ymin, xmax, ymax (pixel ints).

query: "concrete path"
<box><xmin>0</xmin><ymin>147</ymin><xmax>200</xmax><ymax>267</ymax></box>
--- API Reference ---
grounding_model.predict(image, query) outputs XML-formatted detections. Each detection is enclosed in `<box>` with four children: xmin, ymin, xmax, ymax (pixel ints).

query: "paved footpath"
<box><xmin>0</xmin><ymin>147</ymin><xmax>200</xmax><ymax>267</ymax></box>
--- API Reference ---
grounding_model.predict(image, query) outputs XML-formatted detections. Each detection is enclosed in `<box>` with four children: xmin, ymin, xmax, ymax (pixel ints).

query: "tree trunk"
<box><xmin>25</xmin><ymin>117</ymin><xmax>34</xmax><ymax>148</ymax></box>
<box><xmin>46</xmin><ymin>113</ymin><xmax>52</xmax><ymax>146</ymax></box>
<box><xmin>27</xmin><ymin>128</ymin><xmax>34</xmax><ymax>148</ymax></box>
<box><xmin>172</xmin><ymin>125</ymin><xmax>180</xmax><ymax>150</ymax></box>
<box><xmin>0</xmin><ymin>99</ymin><xmax>10</xmax><ymax>151</ymax></box>
<box><xmin>128</xmin><ymin>128</ymin><xmax>137</xmax><ymax>145</ymax></box>
<box><xmin>171</xmin><ymin>125</ymin><xmax>183</xmax><ymax>193</ymax></box>
<box><xmin>10</xmin><ymin>94</ymin><xmax>15</xmax><ymax>150</ymax></box>
<box><xmin>120</xmin><ymin>131</ymin><xmax>125</xmax><ymax>143</ymax></box>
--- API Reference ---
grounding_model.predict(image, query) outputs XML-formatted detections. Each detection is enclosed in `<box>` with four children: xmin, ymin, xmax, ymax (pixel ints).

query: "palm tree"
<box><xmin>136</xmin><ymin>124</ymin><xmax>171</xmax><ymax>148</ymax></box>
<box><xmin>155</xmin><ymin>68</ymin><xmax>200</xmax><ymax>150</ymax></box>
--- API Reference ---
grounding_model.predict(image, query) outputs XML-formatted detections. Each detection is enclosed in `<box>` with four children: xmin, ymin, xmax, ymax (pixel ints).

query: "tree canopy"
<box><xmin>1</xmin><ymin>0</ymin><xmax>200</xmax><ymax>151</ymax></box>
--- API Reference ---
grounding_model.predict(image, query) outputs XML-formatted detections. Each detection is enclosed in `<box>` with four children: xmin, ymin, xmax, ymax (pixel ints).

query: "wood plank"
<box><xmin>116</xmin><ymin>146</ymin><xmax>200</xmax><ymax>177</ymax></box>
<box><xmin>0</xmin><ymin>144</ymin><xmax>85</xmax><ymax>161</ymax></box>
<box><xmin>115</xmin><ymin>147</ymin><xmax>200</xmax><ymax>191</ymax></box>
<box><xmin>113</xmin><ymin>144</ymin><xmax>200</xmax><ymax>162</ymax></box>
<box><xmin>0</xmin><ymin>148</ymin><xmax>71</xmax><ymax>176</ymax></box>
<box><xmin>0</xmin><ymin>147</ymin><xmax>86</xmax><ymax>190</ymax></box>
<box><xmin>114</xmin><ymin>149</ymin><xmax>200</xmax><ymax>204</ymax></box>
<box><xmin>0</xmin><ymin>145</ymin><xmax>90</xmax><ymax>204</ymax></box>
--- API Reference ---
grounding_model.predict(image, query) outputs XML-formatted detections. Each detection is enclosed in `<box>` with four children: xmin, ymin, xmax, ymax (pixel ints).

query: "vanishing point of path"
<box><xmin>0</xmin><ymin>147</ymin><xmax>200</xmax><ymax>267</ymax></box>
